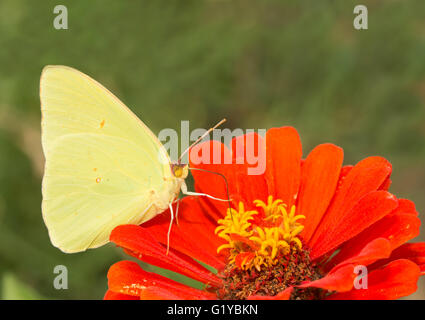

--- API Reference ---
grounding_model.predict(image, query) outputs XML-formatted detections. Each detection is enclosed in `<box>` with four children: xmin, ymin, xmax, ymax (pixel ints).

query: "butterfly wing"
<box><xmin>40</xmin><ymin>65</ymin><xmax>178</xmax><ymax>253</ymax></box>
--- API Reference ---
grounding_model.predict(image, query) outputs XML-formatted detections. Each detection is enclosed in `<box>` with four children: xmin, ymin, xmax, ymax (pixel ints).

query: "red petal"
<box><xmin>328</xmin><ymin>238</ymin><xmax>392</xmax><ymax>274</ymax></box>
<box><xmin>189</xmin><ymin>140</ymin><xmax>235</xmax><ymax>219</ymax></box>
<box><xmin>142</xmin><ymin>196</ymin><xmax>226</xmax><ymax>270</ymax></box>
<box><xmin>234</xmin><ymin>252</ymin><xmax>255</xmax><ymax>269</ymax></box>
<box><xmin>189</xmin><ymin>140</ymin><xmax>262</xmax><ymax>216</ymax></box>
<box><xmin>248</xmin><ymin>287</ymin><xmax>293</xmax><ymax>300</ymax></box>
<box><xmin>230</xmin><ymin>132</ymin><xmax>268</xmax><ymax>206</ymax></box>
<box><xmin>265</xmin><ymin>127</ymin><xmax>302</xmax><ymax>208</ymax></box>
<box><xmin>195</xmin><ymin>189</ymin><xmax>226</xmax><ymax>222</ymax></box>
<box><xmin>327</xmin><ymin>211</ymin><xmax>421</xmax><ymax>270</ymax></box>
<box><xmin>370</xmin><ymin>243</ymin><xmax>425</xmax><ymax>275</ymax></box>
<box><xmin>310</xmin><ymin>156</ymin><xmax>392</xmax><ymax>249</ymax></box>
<box><xmin>379</xmin><ymin>176</ymin><xmax>392</xmax><ymax>191</ymax></box>
<box><xmin>107</xmin><ymin>261</ymin><xmax>215</xmax><ymax>300</ymax></box>
<box><xmin>298</xmin><ymin>264</ymin><xmax>356</xmax><ymax>292</ymax></box>
<box><xmin>391</xmin><ymin>198</ymin><xmax>418</xmax><ymax>216</ymax></box>
<box><xmin>311</xmin><ymin>191</ymin><xmax>398</xmax><ymax>260</ymax></box>
<box><xmin>297</xmin><ymin>143</ymin><xmax>343</xmax><ymax>244</ymax></box>
<box><xmin>327</xmin><ymin>259</ymin><xmax>420</xmax><ymax>300</ymax></box>
<box><xmin>232</xmin><ymin>171</ymin><xmax>269</xmax><ymax>211</ymax></box>
<box><xmin>231</xmin><ymin>133</ymin><xmax>269</xmax><ymax>209</ymax></box>
<box><xmin>139</xmin><ymin>287</ymin><xmax>189</xmax><ymax>300</ymax></box>
<box><xmin>110</xmin><ymin>225</ymin><xmax>221</xmax><ymax>286</ymax></box>
<box><xmin>231</xmin><ymin>132</ymin><xmax>264</xmax><ymax>161</ymax></box>
<box><xmin>190</xmin><ymin>135</ymin><xmax>269</xmax><ymax>215</ymax></box>
<box><xmin>104</xmin><ymin>290</ymin><xmax>138</xmax><ymax>300</ymax></box>
<box><xmin>140</xmin><ymin>287</ymin><xmax>198</xmax><ymax>300</ymax></box>
<box><xmin>226</xmin><ymin>164</ymin><xmax>270</xmax><ymax>211</ymax></box>
<box><xmin>335</xmin><ymin>165</ymin><xmax>353</xmax><ymax>193</ymax></box>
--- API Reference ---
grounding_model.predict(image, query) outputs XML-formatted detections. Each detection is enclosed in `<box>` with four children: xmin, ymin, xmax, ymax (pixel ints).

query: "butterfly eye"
<box><xmin>171</xmin><ymin>164</ymin><xmax>188</xmax><ymax>179</ymax></box>
<box><xmin>174</xmin><ymin>167</ymin><xmax>183</xmax><ymax>177</ymax></box>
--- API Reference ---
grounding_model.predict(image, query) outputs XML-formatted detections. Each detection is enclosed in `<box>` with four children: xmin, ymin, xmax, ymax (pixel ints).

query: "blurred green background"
<box><xmin>0</xmin><ymin>0</ymin><xmax>424</xmax><ymax>299</ymax></box>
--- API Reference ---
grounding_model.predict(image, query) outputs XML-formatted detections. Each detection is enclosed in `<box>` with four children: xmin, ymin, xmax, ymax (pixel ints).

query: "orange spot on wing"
<box><xmin>100</xmin><ymin>120</ymin><xmax>105</xmax><ymax>128</ymax></box>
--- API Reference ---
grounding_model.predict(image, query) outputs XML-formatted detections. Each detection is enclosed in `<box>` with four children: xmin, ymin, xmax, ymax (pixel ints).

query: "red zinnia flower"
<box><xmin>105</xmin><ymin>127</ymin><xmax>425</xmax><ymax>300</ymax></box>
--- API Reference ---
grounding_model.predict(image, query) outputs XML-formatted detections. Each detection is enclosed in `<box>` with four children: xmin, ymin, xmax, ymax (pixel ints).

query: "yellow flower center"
<box><xmin>215</xmin><ymin>195</ymin><xmax>305</xmax><ymax>271</ymax></box>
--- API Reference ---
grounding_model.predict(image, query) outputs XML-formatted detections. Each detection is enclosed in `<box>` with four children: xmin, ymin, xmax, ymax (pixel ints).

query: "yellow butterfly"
<box><xmin>40</xmin><ymin>65</ymin><xmax>225</xmax><ymax>253</ymax></box>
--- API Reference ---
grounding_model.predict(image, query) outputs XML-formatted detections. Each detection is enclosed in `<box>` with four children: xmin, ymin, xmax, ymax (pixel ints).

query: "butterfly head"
<box><xmin>171</xmin><ymin>163</ymin><xmax>189</xmax><ymax>179</ymax></box>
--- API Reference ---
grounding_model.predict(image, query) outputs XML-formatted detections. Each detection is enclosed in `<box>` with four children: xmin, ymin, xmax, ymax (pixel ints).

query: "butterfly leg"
<box><xmin>175</xmin><ymin>199</ymin><xmax>180</xmax><ymax>226</ymax></box>
<box><xmin>171</xmin><ymin>198</ymin><xmax>182</xmax><ymax>226</ymax></box>
<box><xmin>181</xmin><ymin>181</ymin><xmax>229</xmax><ymax>202</ymax></box>
<box><xmin>166</xmin><ymin>203</ymin><xmax>174</xmax><ymax>255</ymax></box>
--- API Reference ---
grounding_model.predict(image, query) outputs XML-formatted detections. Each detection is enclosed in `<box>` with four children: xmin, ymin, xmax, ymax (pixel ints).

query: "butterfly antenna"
<box><xmin>178</xmin><ymin>118</ymin><xmax>226</xmax><ymax>164</ymax></box>
<box><xmin>188</xmin><ymin>167</ymin><xmax>233</xmax><ymax>220</ymax></box>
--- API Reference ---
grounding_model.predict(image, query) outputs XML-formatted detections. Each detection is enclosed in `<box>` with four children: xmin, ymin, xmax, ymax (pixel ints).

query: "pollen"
<box><xmin>215</xmin><ymin>196</ymin><xmax>305</xmax><ymax>272</ymax></box>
